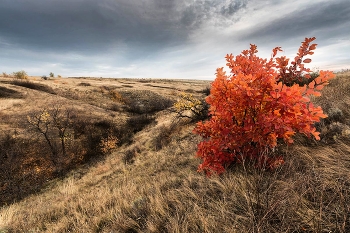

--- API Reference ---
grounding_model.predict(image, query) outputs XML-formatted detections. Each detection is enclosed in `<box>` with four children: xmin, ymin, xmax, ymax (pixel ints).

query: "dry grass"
<box><xmin>0</xmin><ymin>74</ymin><xmax>350</xmax><ymax>232</ymax></box>
<box><xmin>0</xmin><ymin>76</ymin><xmax>208</xmax><ymax>207</ymax></box>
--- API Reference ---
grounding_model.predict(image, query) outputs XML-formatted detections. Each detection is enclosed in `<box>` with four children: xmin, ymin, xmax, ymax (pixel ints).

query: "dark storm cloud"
<box><xmin>221</xmin><ymin>1</ymin><xmax>247</xmax><ymax>17</ymax></box>
<box><xmin>0</xmin><ymin>0</ymin><xmax>247</xmax><ymax>54</ymax></box>
<box><xmin>180</xmin><ymin>0</ymin><xmax>247</xmax><ymax>27</ymax></box>
<box><xmin>12</xmin><ymin>0</ymin><xmax>349</xmax><ymax>78</ymax></box>
<box><xmin>0</xmin><ymin>0</ymin><xmax>180</xmax><ymax>53</ymax></box>
<box><xmin>242</xmin><ymin>0</ymin><xmax>350</xmax><ymax>45</ymax></box>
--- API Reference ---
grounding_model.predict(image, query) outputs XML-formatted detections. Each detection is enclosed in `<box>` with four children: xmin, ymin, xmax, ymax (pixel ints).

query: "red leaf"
<box><xmin>308</xmin><ymin>81</ymin><xmax>315</xmax><ymax>89</ymax></box>
<box><xmin>309</xmin><ymin>43</ymin><xmax>317</xmax><ymax>50</ymax></box>
<box><xmin>303</xmin><ymin>58</ymin><xmax>312</xmax><ymax>63</ymax></box>
<box><xmin>315</xmin><ymin>85</ymin><xmax>324</xmax><ymax>90</ymax></box>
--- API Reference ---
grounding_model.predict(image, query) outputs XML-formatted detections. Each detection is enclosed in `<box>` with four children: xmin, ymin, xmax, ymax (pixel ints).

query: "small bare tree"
<box><xmin>50</xmin><ymin>106</ymin><xmax>72</xmax><ymax>157</ymax></box>
<box><xmin>27</xmin><ymin>109</ymin><xmax>56</xmax><ymax>159</ymax></box>
<box><xmin>27</xmin><ymin>105</ymin><xmax>73</xmax><ymax>165</ymax></box>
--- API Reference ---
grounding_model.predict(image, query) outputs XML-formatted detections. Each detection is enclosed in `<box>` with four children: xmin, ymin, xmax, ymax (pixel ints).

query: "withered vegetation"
<box><xmin>0</xmin><ymin>72</ymin><xmax>350</xmax><ymax>232</ymax></box>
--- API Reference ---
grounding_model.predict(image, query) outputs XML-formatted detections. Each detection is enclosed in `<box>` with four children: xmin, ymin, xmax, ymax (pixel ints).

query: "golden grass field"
<box><xmin>0</xmin><ymin>71</ymin><xmax>350</xmax><ymax>232</ymax></box>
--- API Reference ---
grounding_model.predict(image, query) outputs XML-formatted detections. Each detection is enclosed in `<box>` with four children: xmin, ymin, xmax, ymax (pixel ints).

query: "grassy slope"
<box><xmin>0</xmin><ymin>73</ymin><xmax>350</xmax><ymax>232</ymax></box>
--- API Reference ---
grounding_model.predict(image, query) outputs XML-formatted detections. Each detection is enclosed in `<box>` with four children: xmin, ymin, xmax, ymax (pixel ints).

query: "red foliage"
<box><xmin>194</xmin><ymin>37</ymin><xmax>335</xmax><ymax>175</ymax></box>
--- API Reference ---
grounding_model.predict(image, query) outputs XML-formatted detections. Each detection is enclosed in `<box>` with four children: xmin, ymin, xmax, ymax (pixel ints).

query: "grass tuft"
<box><xmin>10</xmin><ymin>80</ymin><xmax>56</xmax><ymax>94</ymax></box>
<box><xmin>0</xmin><ymin>86</ymin><xmax>23</xmax><ymax>99</ymax></box>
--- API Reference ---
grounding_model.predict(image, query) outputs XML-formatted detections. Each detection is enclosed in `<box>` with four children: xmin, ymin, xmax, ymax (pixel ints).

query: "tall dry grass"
<box><xmin>1</xmin><ymin>125</ymin><xmax>349</xmax><ymax>232</ymax></box>
<box><xmin>0</xmin><ymin>73</ymin><xmax>350</xmax><ymax>232</ymax></box>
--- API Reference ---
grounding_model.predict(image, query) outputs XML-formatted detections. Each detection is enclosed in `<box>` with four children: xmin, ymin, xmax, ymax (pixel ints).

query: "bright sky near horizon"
<box><xmin>0</xmin><ymin>0</ymin><xmax>349</xmax><ymax>79</ymax></box>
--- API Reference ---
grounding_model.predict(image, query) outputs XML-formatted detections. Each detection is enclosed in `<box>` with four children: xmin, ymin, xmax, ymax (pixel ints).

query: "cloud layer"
<box><xmin>0</xmin><ymin>0</ymin><xmax>349</xmax><ymax>78</ymax></box>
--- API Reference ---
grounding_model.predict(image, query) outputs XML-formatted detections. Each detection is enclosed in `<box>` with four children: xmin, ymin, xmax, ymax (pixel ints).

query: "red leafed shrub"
<box><xmin>194</xmin><ymin>37</ymin><xmax>335</xmax><ymax>175</ymax></box>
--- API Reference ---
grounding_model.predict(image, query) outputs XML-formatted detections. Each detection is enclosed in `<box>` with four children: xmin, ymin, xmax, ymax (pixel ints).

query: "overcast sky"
<box><xmin>0</xmin><ymin>0</ymin><xmax>349</xmax><ymax>79</ymax></box>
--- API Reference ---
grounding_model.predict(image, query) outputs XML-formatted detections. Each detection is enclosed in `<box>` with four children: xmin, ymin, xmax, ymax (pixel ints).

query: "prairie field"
<box><xmin>0</xmin><ymin>71</ymin><xmax>350</xmax><ymax>232</ymax></box>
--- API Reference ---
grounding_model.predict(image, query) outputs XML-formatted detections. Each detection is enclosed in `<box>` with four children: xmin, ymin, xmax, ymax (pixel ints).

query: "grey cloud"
<box><xmin>0</xmin><ymin>0</ymin><xmax>183</xmax><ymax>54</ymax></box>
<box><xmin>0</xmin><ymin>0</ymin><xmax>247</xmax><ymax>56</ymax></box>
<box><xmin>1</xmin><ymin>0</ymin><xmax>280</xmax><ymax>78</ymax></box>
<box><xmin>241</xmin><ymin>0</ymin><xmax>350</xmax><ymax>45</ymax></box>
<box><xmin>180</xmin><ymin>0</ymin><xmax>247</xmax><ymax>28</ymax></box>
<box><xmin>221</xmin><ymin>0</ymin><xmax>248</xmax><ymax>16</ymax></box>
